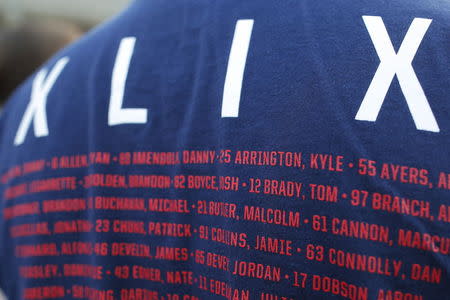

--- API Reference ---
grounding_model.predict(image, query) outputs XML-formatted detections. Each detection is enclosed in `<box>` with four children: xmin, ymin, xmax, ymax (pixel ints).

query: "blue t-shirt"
<box><xmin>1</xmin><ymin>0</ymin><xmax>450</xmax><ymax>299</ymax></box>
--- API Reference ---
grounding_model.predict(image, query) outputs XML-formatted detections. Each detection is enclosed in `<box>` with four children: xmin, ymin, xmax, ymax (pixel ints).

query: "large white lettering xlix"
<box><xmin>356</xmin><ymin>16</ymin><xmax>439</xmax><ymax>132</ymax></box>
<box><xmin>14</xmin><ymin>57</ymin><xmax>69</xmax><ymax>146</ymax></box>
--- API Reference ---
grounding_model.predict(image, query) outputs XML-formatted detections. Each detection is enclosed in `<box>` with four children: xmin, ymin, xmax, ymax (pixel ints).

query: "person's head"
<box><xmin>0</xmin><ymin>19</ymin><xmax>83</xmax><ymax>105</ymax></box>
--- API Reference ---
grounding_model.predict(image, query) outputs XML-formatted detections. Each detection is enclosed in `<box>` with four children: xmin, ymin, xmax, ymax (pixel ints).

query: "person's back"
<box><xmin>1</xmin><ymin>0</ymin><xmax>450</xmax><ymax>299</ymax></box>
<box><xmin>0</xmin><ymin>19</ymin><xmax>82</xmax><ymax>105</ymax></box>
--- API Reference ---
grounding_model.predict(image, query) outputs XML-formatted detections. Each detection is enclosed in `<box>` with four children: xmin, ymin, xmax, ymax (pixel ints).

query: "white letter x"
<box><xmin>14</xmin><ymin>57</ymin><xmax>69</xmax><ymax>146</ymax></box>
<box><xmin>356</xmin><ymin>16</ymin><xmax>439</xmax><ymax>132</ymax></box>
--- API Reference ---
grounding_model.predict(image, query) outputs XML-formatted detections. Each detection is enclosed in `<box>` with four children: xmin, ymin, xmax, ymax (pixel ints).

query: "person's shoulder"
<box><xmin>0</xmin><ymin>6</ymin><xmax>135</xmax><ymax>156</ymax></box>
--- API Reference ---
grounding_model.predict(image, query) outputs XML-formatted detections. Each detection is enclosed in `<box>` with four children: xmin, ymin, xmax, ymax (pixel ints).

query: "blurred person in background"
<box><xmin>0</xmin><ymin>19</ymin><xmax>82</xmax><ymax>106</ymax></box>
<box><xmin>0</xmin><ymin>0</ymin><xmax>449</xmax><ymax>299</ymax></box>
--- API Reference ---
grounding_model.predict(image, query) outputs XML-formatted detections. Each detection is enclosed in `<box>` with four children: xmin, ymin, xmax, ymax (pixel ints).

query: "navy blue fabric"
<box><xmin>1</xmin><ymin>0</ymin><xmax>450</xmax><ymax>299</ymax></box>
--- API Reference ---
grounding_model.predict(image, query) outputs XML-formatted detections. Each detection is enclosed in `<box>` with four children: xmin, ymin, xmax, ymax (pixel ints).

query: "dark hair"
<box><xmin>0</xmin><ymin>19</ymin><xmax>82</xmax><ymax>105</ymax></box>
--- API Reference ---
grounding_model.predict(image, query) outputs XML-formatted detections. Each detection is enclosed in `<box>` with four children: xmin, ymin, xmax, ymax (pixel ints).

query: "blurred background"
<box><xmin>0</xmin><ymin>0</ymin><xmax>130</xmax><ymax>106</ymax></box>
<box><xmin>0</xmin><ymin>0</ymin><xmax>130</xmax><ymax>31</ymax></box>
<box><xmin>0</xmin><ymin>1</ymin><xmax>131</xmax><ymax>299</ymax></box>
